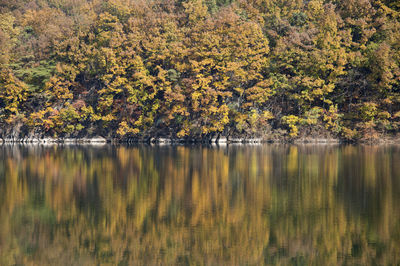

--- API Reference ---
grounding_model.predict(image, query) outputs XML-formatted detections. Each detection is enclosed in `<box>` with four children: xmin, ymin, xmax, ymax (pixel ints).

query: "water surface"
<box><xmin>0</xmin><ymin>144</ymin><xmax>399</xmax><ymax>265</ymax></box>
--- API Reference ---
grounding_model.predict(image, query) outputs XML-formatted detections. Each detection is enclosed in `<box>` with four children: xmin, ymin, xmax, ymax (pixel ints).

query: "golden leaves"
<box><xmin>0</xmin><ymin>69</ymin><xmax>28</xmax><ymax>118</ymax></box>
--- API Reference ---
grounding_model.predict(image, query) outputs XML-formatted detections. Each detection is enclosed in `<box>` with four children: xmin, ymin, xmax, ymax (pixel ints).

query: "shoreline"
<box><xmin>1</xmin><ymin>136</ymin><xmax>398</xmax><ymax>145</ymax></box>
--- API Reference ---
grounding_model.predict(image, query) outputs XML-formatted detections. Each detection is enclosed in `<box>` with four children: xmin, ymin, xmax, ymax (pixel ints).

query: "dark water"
<box><xmin>0</xmin><ymin>144</ymin><xmax>399</xmax><ymax>265</ymax></box>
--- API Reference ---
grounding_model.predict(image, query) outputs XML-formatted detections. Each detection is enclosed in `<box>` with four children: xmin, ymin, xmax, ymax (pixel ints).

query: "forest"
<box><xmin>1</xmin><ymin>0</ymin><xmax>400</xmax><ymax>141</ymax></box>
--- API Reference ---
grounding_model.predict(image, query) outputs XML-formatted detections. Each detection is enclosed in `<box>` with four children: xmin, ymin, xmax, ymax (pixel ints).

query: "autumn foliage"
<box><xmin>1</xmin><ymin>0</ymin><xmax>400</xmax><ymax>141</ymax></box>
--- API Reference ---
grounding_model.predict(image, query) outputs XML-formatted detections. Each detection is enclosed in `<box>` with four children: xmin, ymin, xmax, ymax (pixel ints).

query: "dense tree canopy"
<box><xmin>1</xmin><ymin>0</ymin><xmax>400</xmax><ymax>141</ymax></box>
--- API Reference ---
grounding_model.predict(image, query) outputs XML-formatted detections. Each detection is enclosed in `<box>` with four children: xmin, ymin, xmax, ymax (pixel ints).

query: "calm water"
<box><xmin>0</xmin><ymin>144</ymin><xmax>399</xmax><ymax>265</ymax></box>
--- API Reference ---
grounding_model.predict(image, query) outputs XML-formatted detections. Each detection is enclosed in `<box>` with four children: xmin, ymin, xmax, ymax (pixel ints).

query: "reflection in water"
<box><xmin>0</xmin><ymin>145</ymin><xmax>399</xmax><ymax>265</ymax></box>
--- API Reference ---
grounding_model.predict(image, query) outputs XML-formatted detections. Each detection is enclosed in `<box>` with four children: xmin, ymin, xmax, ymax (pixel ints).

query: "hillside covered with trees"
<box><xmin>1</xmin><ymin>0</ymin><xmax>400</xmax><ymax>142</ymax></box>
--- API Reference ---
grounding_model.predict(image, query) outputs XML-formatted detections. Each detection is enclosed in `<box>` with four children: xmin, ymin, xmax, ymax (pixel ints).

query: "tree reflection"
<box><xmin>0</xmin><ymin>145</ymin><xmax>399</xmax><ymax>265</ymax></box>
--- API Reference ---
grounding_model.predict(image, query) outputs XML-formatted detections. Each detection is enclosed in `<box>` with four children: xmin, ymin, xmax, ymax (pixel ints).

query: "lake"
<box><xmin>0</xmin><ymin>144</ymin><xmax>399</xmax><ymax>265</ymax></box>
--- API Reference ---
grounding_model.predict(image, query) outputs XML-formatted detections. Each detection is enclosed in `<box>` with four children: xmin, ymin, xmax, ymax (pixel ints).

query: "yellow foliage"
<box><xmin>0</xmin><ymin>69</ymin><xmax>28</xmax><ymax>118</ymax></box>
<box><xmin>282</xmin><ymin>115</ymin><xmax>300</xmax><ymax>137</ymax></box>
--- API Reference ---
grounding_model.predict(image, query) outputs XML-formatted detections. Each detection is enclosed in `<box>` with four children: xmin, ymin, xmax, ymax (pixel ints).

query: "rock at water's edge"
<box><xmin>217</xmin><ymin>137</ymin><xmax>228</xmax><ymax>143</ymax></box>
<box><xmin>89</xmin><ymin>136</ymin><xmax>107</xmax><ymax>143</ymax></box>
